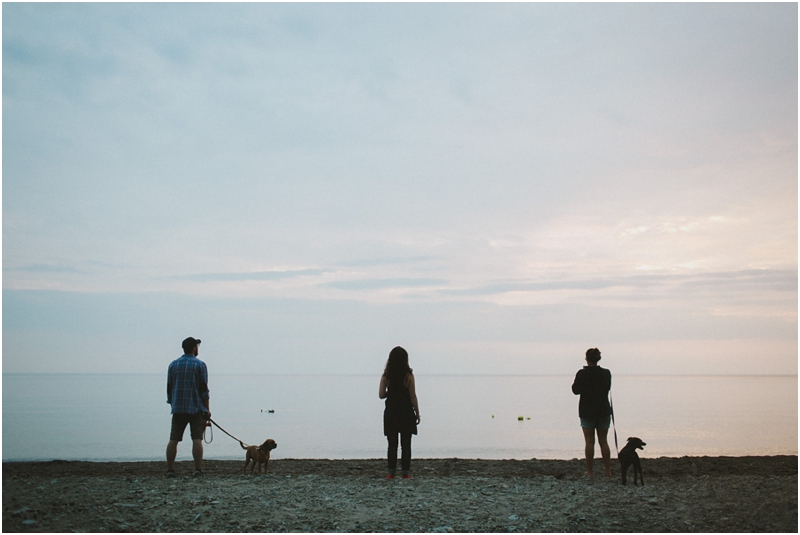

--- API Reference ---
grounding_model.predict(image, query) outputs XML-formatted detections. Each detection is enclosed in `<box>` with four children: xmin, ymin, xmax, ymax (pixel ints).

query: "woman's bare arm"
<box><xmin>407</xmin><ymin>374</ymin><xmax>421</xmax><ymax>424</ymax></box>
<box><xmin>379</xmin><ymin>374</ymin><xmax>388</xmax><ymax>399</ymax></box>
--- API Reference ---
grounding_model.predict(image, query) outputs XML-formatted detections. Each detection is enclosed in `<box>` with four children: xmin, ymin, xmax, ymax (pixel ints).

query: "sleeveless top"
<box><xmin>383</xmin><ymin>373</ymin><xmax>418</xmax><ymax>436</ymax></box>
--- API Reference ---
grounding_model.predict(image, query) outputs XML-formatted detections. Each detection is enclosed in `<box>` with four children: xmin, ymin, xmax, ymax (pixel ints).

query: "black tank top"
<box><xmin>385</xmin><ymin>374</ymin><xmax>413</xmax><ymax>412</ymax></box>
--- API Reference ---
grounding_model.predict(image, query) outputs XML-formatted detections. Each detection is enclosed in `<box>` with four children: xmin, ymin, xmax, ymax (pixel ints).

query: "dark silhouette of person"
<box><xmin>166</xmin><ymin>337</ymin><xmax>210</xmax><ymax>478</ymax></box>
<box><xmin>379</xmin><ymin>346</ymin><xmax>421</xmax><ymax>479</ymax></box>
<box><xmin>571</xmin><ymin>347</ymin><xmax>612</xmax><ymax>478</ymax></box>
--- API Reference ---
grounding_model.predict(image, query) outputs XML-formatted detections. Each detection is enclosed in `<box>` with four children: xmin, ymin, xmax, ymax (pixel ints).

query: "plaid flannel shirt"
<box><xmin>166</xmin><ymin>354</ymin><xmax>209</xmax><ymax>414</ymax></box>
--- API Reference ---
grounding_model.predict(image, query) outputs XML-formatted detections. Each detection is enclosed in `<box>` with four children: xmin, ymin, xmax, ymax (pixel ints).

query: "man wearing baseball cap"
<box><xmin>165</xmin><ymin>337</ymin><xmax>210</xmax><ymax>477</ymax></box>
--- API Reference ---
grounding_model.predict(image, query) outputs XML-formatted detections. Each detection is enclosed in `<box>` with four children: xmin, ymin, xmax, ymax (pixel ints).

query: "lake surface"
<box><xmin>3</xmin><ymin>374</ymin><xmax>796</xmax><ymax>462</ymax></box>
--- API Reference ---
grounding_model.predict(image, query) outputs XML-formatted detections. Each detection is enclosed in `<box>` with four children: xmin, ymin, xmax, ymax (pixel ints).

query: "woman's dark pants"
<box><xmin>387</xmin><ymin>431</ymin><xmax>412</xmax><ymax>475</ymax></box>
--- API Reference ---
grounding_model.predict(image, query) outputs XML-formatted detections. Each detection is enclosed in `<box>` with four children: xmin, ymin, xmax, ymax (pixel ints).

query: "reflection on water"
<box><xmin>3</xmin><ymin>374</ymin><xmax>797</xmax><ymax>461</ymax></box>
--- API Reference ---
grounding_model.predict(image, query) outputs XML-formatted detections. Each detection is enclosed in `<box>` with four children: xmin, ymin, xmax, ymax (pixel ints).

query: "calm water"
<box><xmin>2</xmin><ymin>374</ymin><xmax>796</xmax><ymax>462</ymax></box>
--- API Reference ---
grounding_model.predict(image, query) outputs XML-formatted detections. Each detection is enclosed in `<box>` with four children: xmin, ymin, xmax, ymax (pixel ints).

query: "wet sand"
<box><xmin>3</xmin><ymin>456</ymin><xmax>796</xmax><ymax>532</ymax></box>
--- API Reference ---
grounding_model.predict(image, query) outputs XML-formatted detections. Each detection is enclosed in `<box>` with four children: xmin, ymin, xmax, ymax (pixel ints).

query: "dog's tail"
<box><xmin>239</xmin><ymin>441</ymin><xmax>247</xmax><ymax>450</ymax></box>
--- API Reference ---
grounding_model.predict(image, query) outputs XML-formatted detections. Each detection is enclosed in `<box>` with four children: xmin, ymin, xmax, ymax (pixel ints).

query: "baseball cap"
<box><xmin>182</xmin><ymin>337</ymin><xmax>202</xmax><ymax>352</ymax></box>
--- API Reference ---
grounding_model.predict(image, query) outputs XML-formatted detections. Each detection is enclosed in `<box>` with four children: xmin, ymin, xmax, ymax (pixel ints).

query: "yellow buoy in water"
<box><xmin>518</xmin><ymin>416</ymin><xmax>524</xmax><ymax>421</ymax></box>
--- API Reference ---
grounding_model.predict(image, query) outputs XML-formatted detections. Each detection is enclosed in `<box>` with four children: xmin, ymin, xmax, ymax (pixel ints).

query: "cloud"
<box><xmin>1</xmin><ymin>4</ymin><xmax>796</xmax><ymax>376</ymax></box>
<box><xmin>323</xmin><ymin>278</ymin><xmax>447</xmax><ymax>291</ymax></box>
<box><xmin>336</xmin><ymin>256</ymin><xmax>438</xmax><ymax>267</ymax></box>
<box><xmin>441</xmin><ymin>269</ymin><xmax>797</xmax><ymax>296</ymax></box>
<box><xmin>6</xmin><ymin>264</ymin><xmax>86</xmax><ymax>274</ymax></box>
<box><xmin>174</xmin><ymin>268</ymin><xmax>329</xmax><ymax>282</ymax></box>
<box><xmin>678</xmin><ymin>269</ymin><xmax>798</xmax><ymax>292</ymax></box>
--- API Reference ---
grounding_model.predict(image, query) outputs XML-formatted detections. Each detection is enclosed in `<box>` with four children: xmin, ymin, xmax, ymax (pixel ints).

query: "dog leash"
<box><xmin>204</xmin><ymin>418</ymin><xmax>251</xmax><ymax>447</ymax></box>
<box><xmin>610</xmin><ymin>390</ymin><xmax>619</xmax><ymax>456</ymax></box>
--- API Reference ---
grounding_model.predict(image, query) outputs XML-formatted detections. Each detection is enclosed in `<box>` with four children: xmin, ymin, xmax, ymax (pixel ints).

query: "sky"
<box><xmin>3</xmin><ymin>3</ymin><xmax>797</xmax><ymax>376</ymax></box>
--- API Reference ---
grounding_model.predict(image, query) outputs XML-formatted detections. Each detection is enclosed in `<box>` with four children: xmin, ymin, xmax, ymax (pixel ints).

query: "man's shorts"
<box><xmin>170</xmin><ymin>412</ymin><xmax>207</xmax><ymax>441</ymax></box>
<box><xmin>580</xmin><ymin>415</ymin><xmax>611</xmax><ymax>429</ymax></box>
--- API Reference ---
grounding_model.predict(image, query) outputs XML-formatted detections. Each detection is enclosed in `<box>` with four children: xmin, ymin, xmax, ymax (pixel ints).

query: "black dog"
<box><xmin>619</xmin><ymin>437</ymin><xmax>646</xmax><ymax>485</ymax></box>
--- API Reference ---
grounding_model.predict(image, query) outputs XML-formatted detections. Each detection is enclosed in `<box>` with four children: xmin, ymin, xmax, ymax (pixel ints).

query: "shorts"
<box><xmin>170</xmin><ymin>412</ymin><xmax>207</xmax><ymax>441</ymax></box>
<box><xmin>580</xmin><ymin>415</ymin><xmax>611</xmax><ymax>429</ymax></box>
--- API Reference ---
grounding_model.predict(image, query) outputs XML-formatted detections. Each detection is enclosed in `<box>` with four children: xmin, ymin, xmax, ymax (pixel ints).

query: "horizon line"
<box><xmin>2</xmin><ymin>372</ymin><xmax>797</xmax><ymax>378</ymax></box>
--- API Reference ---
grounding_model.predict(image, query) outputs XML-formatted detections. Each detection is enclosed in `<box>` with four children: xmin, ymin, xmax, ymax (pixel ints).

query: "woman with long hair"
<box><xmin>571</xmin><ymin>347</ymin><xmax>612</xmax><ymax>478</ymax></box>
<box><xmin>379</xmin><ymin>346</ymin><xmax>421</xmax><ymax>479</ymax></box>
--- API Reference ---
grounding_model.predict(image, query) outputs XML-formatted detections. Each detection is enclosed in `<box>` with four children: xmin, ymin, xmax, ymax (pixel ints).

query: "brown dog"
<box><xmin>240</xmin><ymin>439</ymin><xmax>277</xmax><ymax>474</ymax></box>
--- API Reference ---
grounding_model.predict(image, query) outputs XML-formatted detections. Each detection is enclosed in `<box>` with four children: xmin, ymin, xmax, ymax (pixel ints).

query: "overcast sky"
<box><xmin>3</xmin><ymin>3</ymin><xmax>797</xmax><ymax>376</ymax></box>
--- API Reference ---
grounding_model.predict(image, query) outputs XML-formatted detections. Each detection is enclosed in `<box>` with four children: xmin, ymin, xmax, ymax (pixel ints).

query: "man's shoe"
<box><xmin>193</xmin><ymin>470</ymin><xmax>204</xmax><ymax>478</ymax></box>
<box><xmin>166</xmin><ymin>470</ymin><xmax>176</xmax><ymax>478</ymax></box>
<box><xmin>401</xmin><ymin>474</ymin><xmax>411</xmax><ymax>479</ymax></box>
<box><xmin>386</xmin><ymin>474</ymin><xmax>396</xmax><ymax>479</ymax></box>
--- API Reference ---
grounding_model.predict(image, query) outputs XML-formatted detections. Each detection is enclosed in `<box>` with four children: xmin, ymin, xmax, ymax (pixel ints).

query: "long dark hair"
<box><xmin>383</xmin><ymin>346</ymin><xmax>412</xmax><ymax>386</ymax></box>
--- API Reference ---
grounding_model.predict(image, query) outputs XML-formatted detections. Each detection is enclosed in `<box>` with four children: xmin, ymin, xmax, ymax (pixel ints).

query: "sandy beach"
<box><xmin>3</xmin><ymin>456</ymin><xmax>796</xmax><ymax>533</ymax></box>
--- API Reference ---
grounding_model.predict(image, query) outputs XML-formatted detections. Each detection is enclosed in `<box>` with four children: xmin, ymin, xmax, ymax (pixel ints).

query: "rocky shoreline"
<box><xmin>3</xmin><ymin>456</ymin><xmax>797</xmax><ymax>532</ymax></box>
